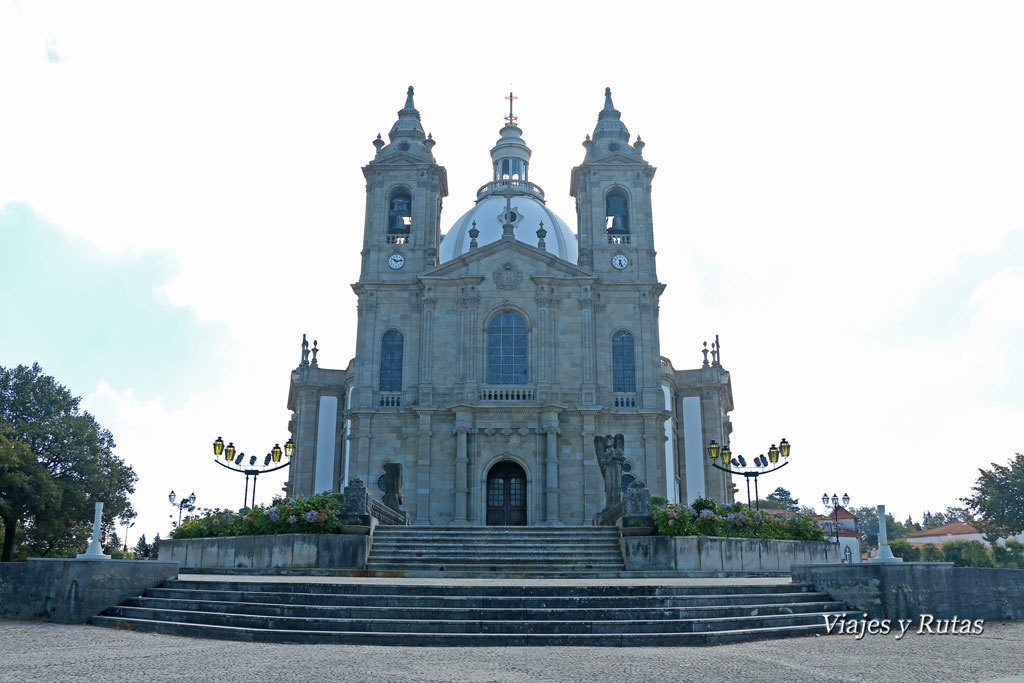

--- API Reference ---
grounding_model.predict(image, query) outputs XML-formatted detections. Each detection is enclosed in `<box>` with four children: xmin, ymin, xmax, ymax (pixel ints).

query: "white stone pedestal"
<box><xmin>75</xmin><ymin>502</ymin><xmax>111</xmax><ymax>560</ymax></box>
<box><xmin>868</xmin><ymin>504</ymin><xmax>903</xmax><ymax>563</ymax></box>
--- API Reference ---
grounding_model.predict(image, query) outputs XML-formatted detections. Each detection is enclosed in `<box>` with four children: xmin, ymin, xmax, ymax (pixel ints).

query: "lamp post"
<box><xmin>706</xmin><ymin>438</ymin><xmax>791</xmax><ymax>510</ymax></box>
<box><xmin>169</xmin><ymin>490</ymin><xmax>196</xmax><ymax>526</ymax></box>
<box><xmin>121</xmin><ymin>519</ymin><xmax>135</xmax><ymax>553</ymax></box>
<box><xmin>822</xmin><ymin>492</ymin><xmax>850</xmax><ymax>546</ymax></box>
<box><xmin>212</xmin><ymin>436</ymin><xmax>294</xmax><ymax>509</ymax></box>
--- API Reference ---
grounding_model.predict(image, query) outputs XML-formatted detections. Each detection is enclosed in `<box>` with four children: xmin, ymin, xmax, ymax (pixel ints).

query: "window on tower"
<box><xmin>606</xmin><ymin>190</ymin><xmax>630</xmax><ymax>244</ymax></box>
<box><xmin>379</xmin><ymin>330</ymin><xmax>404</xmax><ymax>392</ymax></box>
<box><xmin>612</xmin><ymin>330</ymin><xmax>636</xmax><ymax>393</ymax></box>
<box><xmin>487</xmin><ymin>312</ymin><xmax>528</xmax><ymax>384</ymax></box>
<box><xmin>387</xmin><ymin>191</ymin><xmax>412</xmax><ymax>237</ymax></box>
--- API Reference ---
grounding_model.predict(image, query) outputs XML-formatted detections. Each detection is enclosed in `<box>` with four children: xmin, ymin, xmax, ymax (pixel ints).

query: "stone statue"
<box><xmin>594</xmin><ymin>434</ymin><xmax>625</xmax><ymax>511</ymax></box>
<box><xmin>301</xmin><ymin>334</ymin><xmax>310</xmax><ymax>365</ymax></box>
<box><xmin>311</xmin><ymin>339</ymin><xmax>319</xmax><ymax>366</ymax></box>
<box><xmin>382</xmin><ymin>462</ymin><xmax>403</xmax><ymax>513</ymax></box>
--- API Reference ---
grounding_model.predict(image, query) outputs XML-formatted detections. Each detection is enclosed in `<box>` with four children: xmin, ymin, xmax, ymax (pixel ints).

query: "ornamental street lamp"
<box><xmin>212</xmin><ymin>436</ymin><xmax>294</xmax><ymax>508</ymax></box>
<box><xmin>707</xmin><ymin>438</ymin><xmax>791</xmax><ymax>510</ymax></box>
<box><xmin>169</xmin><ymin>490</ymin><xmax>196</xmax><ymax>526</ymax></box>
<box><xmin>822</xmin><ymin>492</ymin><xmax>851</xmax><ymax>546</ymax></box>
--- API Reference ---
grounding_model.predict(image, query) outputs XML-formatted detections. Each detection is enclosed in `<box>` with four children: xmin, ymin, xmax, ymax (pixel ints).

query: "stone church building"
<box><xmin>285</xmin><ymin>87</ymin><xmax>735</xmax><ymax>525</ymax></box>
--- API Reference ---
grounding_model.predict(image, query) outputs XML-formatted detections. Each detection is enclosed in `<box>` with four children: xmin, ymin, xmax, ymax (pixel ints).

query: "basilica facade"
<box><xmin>284</xmin><ymin>87</ymin><xmax>735</xmax><ymax>525</ymax></box>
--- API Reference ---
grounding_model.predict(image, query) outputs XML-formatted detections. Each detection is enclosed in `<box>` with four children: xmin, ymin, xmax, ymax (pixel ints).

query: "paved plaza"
<box><xmin>1</xmin><ymin>615</ymin><xmax>1022</xmax><ymax>682</ymax></box>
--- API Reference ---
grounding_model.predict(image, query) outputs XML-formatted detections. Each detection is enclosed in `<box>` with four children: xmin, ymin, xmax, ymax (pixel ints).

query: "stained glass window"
<box><xmin>612</xmin><ymin>330</ymin><xmax>636</xmax><ymax>392</ymax></box>
<box><xmin>487</xmin><ymin>312</ymin><xmax>528</xmax><ymax>384</ymax></box>
<box><xmin>379</xmin><ymin>330</ymin><xmax>403</xmax><ymax>392</ymax></box>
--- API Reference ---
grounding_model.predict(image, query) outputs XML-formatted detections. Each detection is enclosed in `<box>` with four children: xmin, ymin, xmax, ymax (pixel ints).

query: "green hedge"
<box><xmin>889</xmin><ymin>537</ymin><xmax>1024</xmax><ymax>568</ymax></box>
<box><xmin>170</xmin><ymin>492</ymin><xmax>345</xmax><ymax>539</ymax></box>
<box><xmin>652</xmin><ymin>497</ymin><xmax>826</xmax><ymax>541</ymax></box>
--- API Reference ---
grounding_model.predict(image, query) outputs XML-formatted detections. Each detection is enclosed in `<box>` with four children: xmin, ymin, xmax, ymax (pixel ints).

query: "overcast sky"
<box><xmin>1</xmin><ymin>1</ymin><xmax>1021</xmax><ymax>542</ymax></box>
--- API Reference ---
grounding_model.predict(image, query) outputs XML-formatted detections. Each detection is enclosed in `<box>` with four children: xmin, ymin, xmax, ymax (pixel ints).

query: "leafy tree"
<box><xmin>888</xmin><ymin>539</ymin><xmax>921</xmax><ymax>562</ymax></box>
<box><xmin>765</xmin><ymin>487</ymin><xmax>800</xmax><ymax>512</ymax></box>
<box><xmin>0</xmin><ymin>422</ymin><xmax>61</xmax><ymax>561</ymax></box>
<box><xmin>0</xmin><ymin>363</ymin><xmax>137</xmax><ymax>561</ymax></box>
<box><xmin>994</xmin><ymin>539</ymin><xmax>1024</xmax><ymax>569</ymax></box>
<box><xmin>919</xmin><ymin>543</ymin><xmax>944</xmax><ymax>562</ymax></box>
<box><xmin>151</xmin><ymin>533</ymin><xmax>161</xmax><ymax>559</ymax></box>
<box><xmin>942</xmin><ymin>539</ymin><xmax>994</xmax><ymax>568</ymax></box>
<box><xmin>962</xmin><ymin>453</ymin><xmax>1024</xmax><ymax>544</ymax></box>
<box><xmin>922</xmin><ymin>506</ymin><xmax>975</xmax><ymax>530</ymax></box>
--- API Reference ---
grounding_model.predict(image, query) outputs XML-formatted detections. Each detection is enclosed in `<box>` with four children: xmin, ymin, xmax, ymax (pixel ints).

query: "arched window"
<box><xmin>606</xmin><ymin>190</ymin><xmax>630</xmax><ymax>242</ymax></box>
<box><xmin>487</xmin><ymin>312</ymin><xmax>528</xmax><ymax>384</ymax></box>
<box><xmin>379</xmin><ymin>330</ymin><xmax>403</xmax><ymax>392</ymax></box>
<box><xmin>387</xmin><ymin>191</ymin><xmax>412</xmax><ymax>235</ymax></box>
<box><xmin>612</xmin><ymin>330</ymin><xmax>636</xmax><ymax>393</ymax></box>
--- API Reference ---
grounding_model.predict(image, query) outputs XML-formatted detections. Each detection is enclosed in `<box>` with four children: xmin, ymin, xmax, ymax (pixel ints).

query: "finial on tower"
<box><xmin>403</xmin><ymin>85</ymin><xmax>416</xmax><ymax>111</ymax></box>
<box><xmin>505</xmin><ymin>91</ymin><xmax>518</xmax><ymax>126</ymax></box>
<box><xmin>603</xmin><ymin>87</ymin><xmax>615</xmax><ymax>111</ymax></box>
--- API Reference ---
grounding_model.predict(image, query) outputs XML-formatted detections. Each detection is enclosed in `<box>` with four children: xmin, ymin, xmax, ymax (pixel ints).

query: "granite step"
<box><xmin>92</xmin><ymin>579</ymin><xmax>848</xmax><ymax>645</ymax></box>
<box><xmin>100</xmin><ymin>605</ymin><xmax>847</xmax><ymax>635</ymax></box>
<box><xmin>122</xmin><ymin>596</ymin><xmax>847</xmax><ymax>622</ymax></box>
<box><xmin>88</xmin><ymin>615</ymin><xmax>840</xmax><ymax>646</ymax></box>
<box><xmin>144</xmin><ymin>587</ymin><xmax>832</xmax><ymax>609</ymax></box>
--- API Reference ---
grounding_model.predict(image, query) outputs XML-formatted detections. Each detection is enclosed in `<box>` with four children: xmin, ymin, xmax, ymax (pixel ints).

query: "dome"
<box><xmin>439</xmin><ymin>106</ymin><xmax>578</xmax><ymax>264</ymax></box>
<box><xmin>439</xmin><ymin>192</ymin><xmax>578</xmax><ymax>263</ymax></box>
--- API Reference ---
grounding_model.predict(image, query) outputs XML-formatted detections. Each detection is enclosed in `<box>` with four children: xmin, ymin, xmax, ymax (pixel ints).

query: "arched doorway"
<box><xmin>486</xmin><ymin>461</ymin><xmax>527</xmax><ymax>526</ymax></box>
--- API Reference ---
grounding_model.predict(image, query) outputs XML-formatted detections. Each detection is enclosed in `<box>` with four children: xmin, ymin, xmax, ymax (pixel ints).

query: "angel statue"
<box><xmin>594</xmin><ymin>434</ymin><xmax>626</xmax><ymax>511</ymax></box>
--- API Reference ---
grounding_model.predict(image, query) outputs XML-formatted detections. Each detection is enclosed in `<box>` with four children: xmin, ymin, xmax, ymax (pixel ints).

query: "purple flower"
<box><xmin>267</xmin><ymin>509</ymin><xmax>280</xmax><ymax>522</ymax></box>
<box><xmin>334</xmin><ymin>509</ymin><xmax>342</xmax><ymax>517</ymax></box>
<box><xmin>287</xmin><ymin>515</ymin><xmax>297</xmax><ymax>524</ymax></box>
<box><xmin>304</xmin><ymin>510</ymin><xmax>317</xmax><ymax>522</ymax></box>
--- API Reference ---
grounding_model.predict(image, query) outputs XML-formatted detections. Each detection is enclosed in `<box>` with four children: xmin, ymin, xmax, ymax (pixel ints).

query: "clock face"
<box><xmin>388</xmin><ymin>254</ymin><xmax>405</xmax><ymax>270</ymax></box>
<box><xmin>611</xmin><ymin>254</ymin><xmax>629</xmax><ymax>270</ymax></box>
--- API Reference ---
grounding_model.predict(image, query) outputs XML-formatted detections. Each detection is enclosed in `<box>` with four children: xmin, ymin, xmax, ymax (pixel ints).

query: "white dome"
<box><xmin>439</xmin><ymin>193</ymin><xmax>578</xmax><ymax>264</ymax></box>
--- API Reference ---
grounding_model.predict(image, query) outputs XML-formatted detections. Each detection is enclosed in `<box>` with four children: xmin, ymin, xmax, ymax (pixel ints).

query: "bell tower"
<box><xmin>570</xmin><ymin>88</ymin><xmax>656</xmax><ymax>281</ymax></box>
<box><xmin>360</xmin><ymin>86</ymin><xmax>448</xmax><ymax>282</ymax></box>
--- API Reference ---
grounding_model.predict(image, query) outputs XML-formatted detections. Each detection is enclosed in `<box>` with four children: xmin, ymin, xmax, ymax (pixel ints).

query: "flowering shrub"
<box><xmin>653</xmin><ymin>498</ymin><xmax>826</xmax><ymax>541</ymax></box>
<box><xmin>170</xmin><ymin>492</ymin><xmax>345</xmax><ymax>539</ymax></box>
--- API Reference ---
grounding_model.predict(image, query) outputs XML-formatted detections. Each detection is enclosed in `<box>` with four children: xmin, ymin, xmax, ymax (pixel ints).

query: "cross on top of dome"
<box><xmin>504</xmin><ymin>91</ymin><xmax>518</xmax><ymax>126</ymax></box>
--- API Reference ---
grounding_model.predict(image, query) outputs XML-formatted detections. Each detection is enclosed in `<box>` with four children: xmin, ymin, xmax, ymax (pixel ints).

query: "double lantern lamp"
<box><xmin>212</xmin><ymin>436</ymin><xmax>295</xmax><ymax>464</ymax></box>
<box><xmin>706</xmin><ymin>438</ymin><xmax>792</xmax><ymax>511</ymax></box>
<box><xmin>211</xmin><ymin>436</ymin><xmax>295</xmax><ymax>509</ymax></box>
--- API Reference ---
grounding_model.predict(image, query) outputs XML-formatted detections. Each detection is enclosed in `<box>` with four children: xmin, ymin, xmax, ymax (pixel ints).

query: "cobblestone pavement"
<box><xmin>1</xmin><ymin>619</ymin><xmax>1022</xmax><ymax>683</ymax></box>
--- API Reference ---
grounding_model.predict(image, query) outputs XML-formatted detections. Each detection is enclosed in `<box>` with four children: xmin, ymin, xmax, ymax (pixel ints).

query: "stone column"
<box><xmin>418</xmin><ymin>296</ymin><xmax>435</xmax><ymax>404</ymax></box>
<box><xmin>414</xmin><ymin>408</ymin><xmax>434</xmax><ymax>524</ymax></box>
<box><xmin>541</xmin><ymin>408</ymin><xmax>562</xmax><ymax>526</ymax></box>
<box><xmin>453</xmin><ymin>427</ymin><xmax>469</xmax><ymax>524</ymax></box>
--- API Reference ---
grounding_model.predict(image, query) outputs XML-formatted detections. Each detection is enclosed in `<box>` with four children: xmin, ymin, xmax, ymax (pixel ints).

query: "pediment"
<box><xmin>421</xmin><ymin>238</ymin><xmax>593</xmax><ymax>283</ymax></box>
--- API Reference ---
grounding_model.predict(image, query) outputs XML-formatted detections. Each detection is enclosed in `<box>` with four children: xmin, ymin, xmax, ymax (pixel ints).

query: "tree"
<box><xmin>0</xmin><ymin>423</ymin><xmax>61</xmax><ymax>561</ymax></box>
<box><xmin>765</xmin><ymin>487</ymin><xmax>800</xmax><ymax>512</ymax></box>
<box><xmin>151</xmin><ymin>533</ymin><xmax>161</xmax><ymax>559</ymax></box>
<box><xmin>962</xmin><ymin>453</ymin><xmax>1024</xmax><ymax>544</ymax></box>
<box><xmin>134</xmin><ymin>533</ymin><xmax>150</xmax><ymax>559</ymax></box>
<box><xmin>0</xmin><ymin>363</ymin><xmax>137</xmax><ymax>561</ymax></box>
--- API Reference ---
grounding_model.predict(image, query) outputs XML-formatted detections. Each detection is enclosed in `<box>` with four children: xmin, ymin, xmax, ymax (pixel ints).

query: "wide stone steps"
<box><xmin>91</xmin><ymin>579</ymin><xmax>851</xmax><ymax>646</ymax></box>
<box><xmin>366</xmin><ymin>526</ymin><xmax>625</xmax><ymax>574</ymax></box>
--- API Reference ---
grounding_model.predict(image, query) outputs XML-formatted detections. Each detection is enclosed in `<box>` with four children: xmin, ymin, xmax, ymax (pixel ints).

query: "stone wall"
<box><xmin>791</xmin><ymin>563</ymin><xmax>1024</xmax><ymax>621</ymax></box>
<box><xmin>0</xmin><ymin>558</ymin><xmax>178</xmax><ymax>623</ymax></box>
<box><xmin>623</xmin><ymin>536</ymin><xmax>840</xmax><ymax>572</ymax></box>
<box><xmin>159</xmin><ymin>533</ymin><xmax>370</xmax><ymax>570</ymax></box>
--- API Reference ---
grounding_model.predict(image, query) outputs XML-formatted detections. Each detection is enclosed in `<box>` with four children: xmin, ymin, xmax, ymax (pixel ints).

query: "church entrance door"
<box><xmin>486</xmin><ymin>461</ymin><xmax>527</xmax><ymax>526</ymax></box>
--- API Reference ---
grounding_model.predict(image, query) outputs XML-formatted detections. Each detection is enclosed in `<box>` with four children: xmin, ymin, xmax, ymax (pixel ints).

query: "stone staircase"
<box><xmin>365</xmin><ymin>526</ymin><xmax>625</xmax><ymax>576</ymax></box>
<box><xmin>91</xmin><ymin>579</ymin><xmax>850</xmax><ymax>646</ymax></box>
